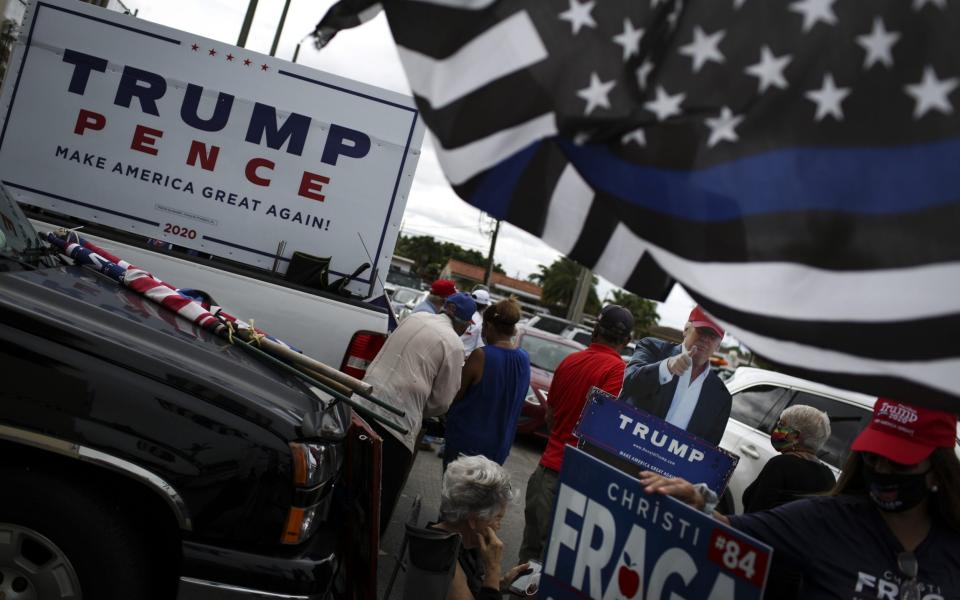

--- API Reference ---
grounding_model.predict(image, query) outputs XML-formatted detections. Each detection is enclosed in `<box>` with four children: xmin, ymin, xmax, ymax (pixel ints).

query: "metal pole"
<box><xmin>269</xmin><ymin>0</ymin><xmax>293</xmax><ymax>57</ymax></box>
<box><xmin>237</xmin><ymin>0</ymin><xmax>259</xmax><ymax>48</ymax></box>
<box><xmin>566</xmin><ymin>265</ymin><xmax>592</xmax><ymax>324</ymax></box>
<box><xmin>483</xmin><ymin>218</ymin><xmax>500</xmax><ymax>287</ymax></box>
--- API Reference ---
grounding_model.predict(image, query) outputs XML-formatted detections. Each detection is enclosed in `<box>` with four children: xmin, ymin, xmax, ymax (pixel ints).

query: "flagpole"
<box><xmin>237</xmin><ymin>0</ymin><xmax>259</xmax><ymax>48</ymax></box>
<box><xmin>269</xmin><ymin>0</ymin><xmax>293</xmax><ymax>57</ymax></box>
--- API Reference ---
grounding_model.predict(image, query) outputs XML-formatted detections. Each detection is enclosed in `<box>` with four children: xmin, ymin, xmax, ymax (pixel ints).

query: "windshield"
<box><xmin>528</xmin><ymin>315</ymin><xmax>570</xmax><ymax>335</ymax></box>
<box><xmin>392</xmin><ymin>288</ymin><xmax>420</xmax><ymax>305</ymax></box>
<box><xmin>386</xmin><ymin>269</ymin><xmax>421</xmax><ymax>289</ymax></box>
<box><xmin>0</xmin><ymin>183</ymin><xmax>47</xmax><ymax>268</ymax></box>
<box><xmin>520</xmin><ymin>334</ymin><xmax>579</xmax><ymax>372</ymax></box>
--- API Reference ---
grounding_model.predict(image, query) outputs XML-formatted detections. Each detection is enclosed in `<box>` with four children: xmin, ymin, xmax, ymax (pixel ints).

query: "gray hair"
<box><xmin>780</xmin><ymin>404</ymin><xmax>831</xmax><ymax>453</ymax></box>
<box><xmin>440</xmin><ymin>455</ymin><xmax>515</xmax><ymax>523</ymax></box>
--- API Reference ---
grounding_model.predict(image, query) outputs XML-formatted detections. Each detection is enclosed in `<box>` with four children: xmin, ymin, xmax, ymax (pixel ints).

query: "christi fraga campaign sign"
<box><xmin>0</xmin><ymin>0</ymin><xmax>424</xmax><ymax>297</ymax></box>
<box><xmin>574</xmin><ymin>388</ymin><xmax>738</xmax><ymax>494</ymax></box>
<box><xmin>542</xmin><ymin>447</ymin><xmax>771</xmax><ymax>600</ymax></box>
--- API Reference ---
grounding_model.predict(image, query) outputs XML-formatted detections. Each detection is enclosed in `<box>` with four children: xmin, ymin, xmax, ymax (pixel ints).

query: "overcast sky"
<box><xmin>116</xmin><ymin>0</ymin><xmax>696</xmax><ymax>328</ymax></box>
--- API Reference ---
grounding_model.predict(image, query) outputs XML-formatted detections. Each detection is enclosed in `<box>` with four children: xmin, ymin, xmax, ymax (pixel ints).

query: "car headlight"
<box><xmin>282</xmin><ymin>442</ymin><xmax>342</xmax><ymax>545</ymax></box>
<box><xmin>289</xmin><ymin>442</ymin><xmax>341</xmax><ymax>488</ymax></box>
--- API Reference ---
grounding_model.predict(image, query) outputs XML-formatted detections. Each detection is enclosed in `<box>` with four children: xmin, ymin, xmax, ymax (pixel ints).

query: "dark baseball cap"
<box><xmin>444</xmin><ymin>292</ymin><xmax>477</xmax><ymax>323</ymax></box>
<box><xmin>598</xmin><ymin>304</ymin><xmax>634</xmax><ymax>338</ymax></box>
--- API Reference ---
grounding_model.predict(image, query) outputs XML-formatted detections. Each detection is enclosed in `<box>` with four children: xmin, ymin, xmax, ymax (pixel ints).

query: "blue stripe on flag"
<box><xmin>560</xmin><ymin>137</ymin><xmax>960</xmax><ymax>220</ymax></box>
<box><xmin>470</xmin><ymin>142</ymin><xmax>541</xmax><ymax>219</ymax></box>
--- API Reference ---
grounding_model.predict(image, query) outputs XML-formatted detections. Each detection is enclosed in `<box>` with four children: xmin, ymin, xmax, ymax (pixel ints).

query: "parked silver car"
<box><xmin>719</xmin><ymin>367</ymin><xmax>960</xmax><ymax>514</ymax></box>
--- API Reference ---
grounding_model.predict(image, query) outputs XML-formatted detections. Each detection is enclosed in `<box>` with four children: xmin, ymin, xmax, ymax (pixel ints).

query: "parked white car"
<box><xmin>719</xmin><ymin>367</ymin><xmax>960</xmax><ymax>514</ymax></box>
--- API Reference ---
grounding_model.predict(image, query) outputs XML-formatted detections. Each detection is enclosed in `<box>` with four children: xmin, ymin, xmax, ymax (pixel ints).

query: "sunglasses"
<box><xmin>897</xmin><ymin>552</ymin><xmax>920</xmax><ymax>600</ymax></box>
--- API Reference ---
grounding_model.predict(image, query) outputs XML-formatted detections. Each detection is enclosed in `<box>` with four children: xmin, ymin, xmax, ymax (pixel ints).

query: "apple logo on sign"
<box><xmin>617</xmin><ymin>551</ymin><xmax>641</xmax><ymax>598</ymax></box>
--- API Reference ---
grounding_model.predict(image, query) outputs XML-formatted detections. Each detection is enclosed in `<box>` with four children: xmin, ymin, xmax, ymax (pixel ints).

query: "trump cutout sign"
<box><xmin>541</xmin><ymin>447</ymin><xmax>770</xmax><ymax>600</ymax></box>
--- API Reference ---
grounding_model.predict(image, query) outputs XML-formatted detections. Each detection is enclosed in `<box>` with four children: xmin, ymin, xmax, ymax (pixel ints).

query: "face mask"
<box><xmin>862</xmin><ymin>464</ymin><xmax>930</xmax><ymax>513</ymax></box>
<box><xmin>770</xmin><ymin>426</ymin><xmax>799</xmax><ymax>451</ymax></box>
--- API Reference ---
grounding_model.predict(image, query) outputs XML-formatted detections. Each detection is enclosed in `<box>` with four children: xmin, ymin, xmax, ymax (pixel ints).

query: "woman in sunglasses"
<box><xmin>743</xmin><ymin>404</ymin><xmax>837</xmax><ymax>513</ymax></box>
<box><xmin>640</xmin><ymin>398</ymin><xmax>960</xmax><ymax>599</ymax></box>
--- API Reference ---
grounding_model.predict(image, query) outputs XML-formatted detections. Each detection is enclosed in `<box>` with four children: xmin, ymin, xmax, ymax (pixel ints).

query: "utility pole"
<box><xmin>269</xmin><ymin>0</ymin><xmax>293</xmax><ymax>57</ymax></box>
<box><xmin>237</xmin><ymin>0</ymin><xmax>259</xmax><ymax>48</ymax></box>
<box><xmin>483</xmin><ymin>218</ymin><xmax>501</xmax><ymax>287</ymax></box>
<box><xmin>566</xmin><ymin>265</ymin><xmax>592</xmax><ymax>324</ymax></box>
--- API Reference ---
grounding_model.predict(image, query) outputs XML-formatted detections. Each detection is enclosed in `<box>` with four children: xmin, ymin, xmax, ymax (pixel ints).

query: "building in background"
<box><xmin>440</xmin><ymin>259</ymin><xmax>543</xmax><ymax>315</ymax></box>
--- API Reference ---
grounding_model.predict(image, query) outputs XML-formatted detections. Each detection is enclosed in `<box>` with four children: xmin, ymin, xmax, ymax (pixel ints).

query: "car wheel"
<box><xmin>0</xmin><ymin>523</ymin><xmax>82</xmax><ymax>599</ymax></box>
<box><xmin>0</xmin><ymin>466</ymin><xmax>175</xmax><ymax>600</ymax></box>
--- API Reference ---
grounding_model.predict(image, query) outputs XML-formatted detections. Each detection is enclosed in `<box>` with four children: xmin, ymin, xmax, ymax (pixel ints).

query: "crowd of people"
<box><xmin>359</xmin><ymin>284</ymin><xmax>960</xmax><ymax>599</ymax></box>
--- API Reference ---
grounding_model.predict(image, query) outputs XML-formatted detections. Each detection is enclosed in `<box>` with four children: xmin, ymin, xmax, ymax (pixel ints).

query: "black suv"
<box><xmin>0</xmin><ymin>187</ymin><xmax>378</xmax><ymax>599</ymax></box>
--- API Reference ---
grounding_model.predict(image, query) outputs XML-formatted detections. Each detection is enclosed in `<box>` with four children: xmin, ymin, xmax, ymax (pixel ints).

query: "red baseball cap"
<box><xmin>851</xmin><ymin>399</ymin><xmax>957</xmax><ymax>465</ymax></box>
<box><xmin>688</xmin><ymin>305</ymin><xmax>724</xmax><ymax>338</ymax></box>
<box><xmin>430</xmin><ymin>279</ymin><xmax>456</xmax><ymax>298</ymax></box>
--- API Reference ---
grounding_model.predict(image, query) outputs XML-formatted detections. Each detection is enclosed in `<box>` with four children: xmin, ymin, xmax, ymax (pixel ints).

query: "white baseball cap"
<box><xmin>472</xmin><ymin>289</ymin><xmax>491</xmax><ymax>306</ymax></box>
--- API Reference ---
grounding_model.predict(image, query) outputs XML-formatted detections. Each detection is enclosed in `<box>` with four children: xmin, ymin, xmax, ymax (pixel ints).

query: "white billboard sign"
<box><xmin>0</xmin><ymin>0</ymin><xmax>425</xmax><ymax>296</ymax></box>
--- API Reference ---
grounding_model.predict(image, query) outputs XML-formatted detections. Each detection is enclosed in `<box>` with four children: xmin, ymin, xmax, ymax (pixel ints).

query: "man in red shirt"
<box><xmin>517</xmin><ymin>305</ymin><xmax>633</xmax><ymax>564</ymax></box>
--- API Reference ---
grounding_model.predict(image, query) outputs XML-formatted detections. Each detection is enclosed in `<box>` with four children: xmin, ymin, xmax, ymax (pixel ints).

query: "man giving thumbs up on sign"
<box><xmin>618</xmin><ymin>306</ymin><xmax>732</xmax><ymax>446</ymax></box>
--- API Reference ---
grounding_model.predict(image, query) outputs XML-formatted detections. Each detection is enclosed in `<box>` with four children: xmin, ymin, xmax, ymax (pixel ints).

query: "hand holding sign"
<box><xmin>639</xmin><ymin>471</ymin><xmax>707</xmax><ymax>511</ymax></box>
<box><xmin>666</xmin><ymin>348</ymin><xmax>693</xmax><ymax>375</ymax></box>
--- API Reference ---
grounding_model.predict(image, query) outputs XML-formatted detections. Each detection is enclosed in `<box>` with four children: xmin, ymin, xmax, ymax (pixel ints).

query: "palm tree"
<box><xmin>608</xmin><ymin>289</ymin><xmax>659</xmax><ymax>338</ymax></box>
<box><xmin>530</xmin><ymin>257</ymin><xmax>600</xmax><ymax>316</ymax></box>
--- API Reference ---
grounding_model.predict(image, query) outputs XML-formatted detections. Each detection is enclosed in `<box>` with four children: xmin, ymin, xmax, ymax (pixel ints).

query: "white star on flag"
<box><xmin>905</xmin><ymin>66</ymin><xmax>958</xmax><ymax>119</ymax></box>
<box><xmin>805</xmin><ymin>74</ymin><xmax>851</xmax><ymax>121</ymax></box>
<box><xmin>789</xmin><ymin>0</ymin><xmax>838</xmax><ymax>32</ymax></box>
<box><xmin>733</xmin><ymin>0</ymin><xmax>747</xmax><ymax>8</ymax></box>
<box><xmin>913</xmin><ymin>0</ymin><xmax>946</xmax><ymax>10</ymax></box>
<box><xmin>856</xmin><ymin>18</ymin><xmax>900</xmax><ymax>70</ymax></box>
<box><xmin>612</xmin><ymin>18</ymin><xmax>644</xmax><ymax>61</ymax></box>
<box><xmin>644</xmin><ymin>85</ymin><xmax>685</xmax><ymax>121</ymax></box>
<box><xmin>679</xmin><ymin>26</ymin><xmax>726</xmax><ymax>73</ymax></box>
<box><xmin>705</xmin><ymin>106</ymin><xmax>744</xmax><ymax>147</ymax></box>
<box><xmin>745</xmin><ymin>46</ymin><xmax>792</xmax><ymax>93</ymax></box>
<box><xmin>636</xmin><ymin>60</ymin><xmax>654</xmax><ymax>90</ymax></box>
<box><xmin>577</xmin><ymin>72</ymin><xmax>616</xmax><ymax>115</ymax></box>
<box><xmin>621</xmin><ymin>128</ymin><xmax>646</xmax><ymax>146</ymax></box>
<box><xmin>558</xmin><ymin>0</ymin><xmax>596</xmax><ymax>35</ymax></box>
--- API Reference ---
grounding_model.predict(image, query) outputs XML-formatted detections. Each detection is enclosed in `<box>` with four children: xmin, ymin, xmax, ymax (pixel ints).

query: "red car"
<box><xmin>515</xmin><ymin>326</ymin><xmax>585</xmax><ymax>438</ymax></box>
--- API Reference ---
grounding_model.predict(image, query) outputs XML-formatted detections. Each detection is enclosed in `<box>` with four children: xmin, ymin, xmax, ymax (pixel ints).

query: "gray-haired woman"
<box><xmin>742</xmin><ymin>404</ymin><xmax>836</xmax><ymax>600</ymax></box>
<box><xmin>430</xmin><ymin>455</ymin><xmax>529</xmax><ymax>600</ymax></box>
<box><xmin>743</xmin><ymin>404</ymin><xmax>836</xmax><ymax>512</ymax></box>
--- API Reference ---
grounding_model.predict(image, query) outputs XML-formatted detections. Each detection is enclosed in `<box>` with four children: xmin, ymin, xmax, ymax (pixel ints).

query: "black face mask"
<box><xmin>862</xmin><ymin>465</ymin><xmax>930</xmax><ymax>513</ymax></box>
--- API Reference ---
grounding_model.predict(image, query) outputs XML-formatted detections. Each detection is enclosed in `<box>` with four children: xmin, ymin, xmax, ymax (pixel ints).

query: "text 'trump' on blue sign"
<box><xmin>542</xmin><ymin>446</ymin><xmax>771</xmax><ymax>600</ymax></box>
<box><xmin>574</xmin><ymin>387</ymin><xmax>738</xmax><ymax>494</ymax></box>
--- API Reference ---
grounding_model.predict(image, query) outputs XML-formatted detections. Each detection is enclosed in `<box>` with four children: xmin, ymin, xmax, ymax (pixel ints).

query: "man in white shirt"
<box><xmin>618</xmin><ymin>306</ymin><xmax>732</xmax><ymax>446</ymax></box>
<box><xmin>358</xmin><ymin>292</ymin><xmax>476</xmax><ymax>535</ymax></box>
<box><xmin>460</xmin><ymin>288</ymin><xmax>490</xmax><ymax>357</ymax></box>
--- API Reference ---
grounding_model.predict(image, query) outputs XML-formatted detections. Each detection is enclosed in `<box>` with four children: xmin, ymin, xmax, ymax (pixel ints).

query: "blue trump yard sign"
<box><xmin>541</xmin><ymin>446</ymin><xmax>771</xmax><ymax>600</ymax></box>
<box><xmin>574</xmin><ymin>388</ymin><xmax>738</xmax><ymax>494</ymax></box>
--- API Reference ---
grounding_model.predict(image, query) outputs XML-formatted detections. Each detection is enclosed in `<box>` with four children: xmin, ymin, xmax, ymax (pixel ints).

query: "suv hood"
<box><xmin>0</xmin><ymin>265</ymin><xmax>348</xmax><ymax>441</ymax></box>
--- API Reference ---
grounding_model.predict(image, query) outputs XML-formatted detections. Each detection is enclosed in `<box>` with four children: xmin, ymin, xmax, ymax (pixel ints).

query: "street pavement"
<box><xmin>376</xmin><ymin>435</ymin><xmax>547</xmax><ymax>600</ymax></box>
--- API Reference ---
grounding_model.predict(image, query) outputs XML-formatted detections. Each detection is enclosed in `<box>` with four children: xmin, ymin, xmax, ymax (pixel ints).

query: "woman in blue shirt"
<box><xmin>443</xmin><ymin>298</ymin><xmax>531</xmax><ymax>469</ymax></box>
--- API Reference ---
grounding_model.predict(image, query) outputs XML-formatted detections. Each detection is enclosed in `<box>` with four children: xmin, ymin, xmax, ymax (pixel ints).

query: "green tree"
<box><xmin>529</xmin><ymin>257</ymin><xmax>601</xmax><ymax>316</ymax></box>
<box><xmin>395</xmin><ymin>235</ymin><xmax>504</xmax><ymax>280</ymax></box>
<box><xmin>608</xmin><ymin>289</ymin><xmax>660</xmax><ymax>338</ymax></box>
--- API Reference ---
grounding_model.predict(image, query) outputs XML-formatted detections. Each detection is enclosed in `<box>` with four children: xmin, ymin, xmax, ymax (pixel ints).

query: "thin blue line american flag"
<box><xmin>315</xmin><ymin>0</ymin><xmax>960</xmax><ymax>408</ymax></box>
